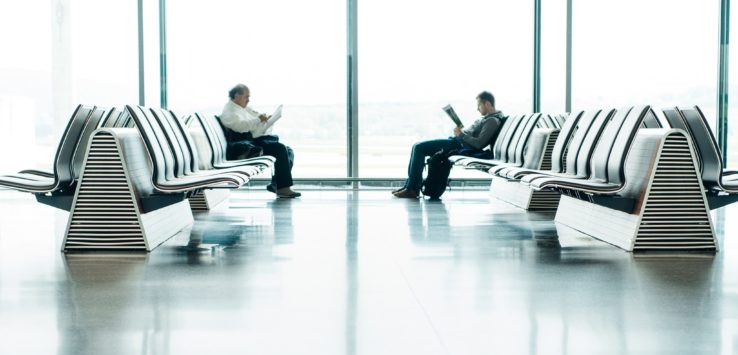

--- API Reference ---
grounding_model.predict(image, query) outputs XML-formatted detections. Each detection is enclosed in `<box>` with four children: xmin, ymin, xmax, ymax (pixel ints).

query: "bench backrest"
<box><xmin>184</xmin><ymin>114</ymin><xmax>216</xmax><ymax>170</ymax></box>
<box><xmin>70</xmin><ymin>106</ymin><xmax>110</xmax><ymax>180</ymax></box>
<box><xmin>538</xmin><ymin>114</ymin><xmax>556</xmax><ymax>129</ymax></box>
<box><xmin>662</xmin><ymin>108</ymin><xmax>688</xmax><ymax>131</ymax></box>
<box><xmin>102</xmin><ymin>108</ymin><xmax>127</xmax><ymax>128</ymax></box>
<box><xmin>101</xmin><ymin>107</ymin><xmax>119</xmax><ymax>128</ymax></box>
<box><xmin>588</xmin><ymin>107</ymin><xmax>633</xmax><ymax>183</ymax></box>
<box><xmin>676</xmin><ymin>106</ymin><xmax>723</xmax><ymax>188</ymax></box>
<box><xmin>183</xmin><ymin>114</ymin><xmax>195</xmax><ymax>126</ymax></box>
<box><xmin>492</xmin><ymin>114</ymin><xmax>525</xmax><ymax>161</ymax></box>
<box><xmin>606</xmin><ymin>106</ymin><xmax>651</xmax><ymax>185</ymax></box>
<box><xmin>662</xmin><ymin>107</ymin><xmax>701</xmax><ymax>169</ymax></box>
<box><xmin>150</xmin><ymin>108</ymin><xmax>205</xmax><ymax>177</ymax></box>
<box><xmin>641</xmin><ymin>108</ymin><xmax>663</xmax><ymax>128</ymax></box>
<box><xmin>126</xmin><ymin>105</ymin><xmax>175</xmax><ymax>184</ymax></box>
<box><xmin>549</xmin><ymin>114</ymin><xmax>561</xmax><ymax>129</ymax></box>
<box><xmin>508</xmin><ymin>113</ymin><xmax>544</xmax><ymax>165</ymax></box>
<box><xmin>52</xmin><ymin>105</ymin><xmax>96</xmax><ymax>189</ymax></box>
<box><xmin>569</xmin><ymin>108</ymin><xmax>615</xmax><ymax>178</ymax></box>
<box><xmin>164</xmin><ymin>109</ymin><xmax>202</xmax><ymax>175</ymax></box>
<box><xmin>148</xmin><ymin>108</ymin><xmax>188</xmax><ymax>178</ymax></box>
<box><xmin>161</xmin><ymin>109</ymin><xmax>195</xmax><ymax>175</ymax></box>
<box><xmin>552</xmin><ymin>113</ymin><xmax>567</xmax><ymax>128</ymax></box>
<box><xmin>195</xmin><ymin>112</ymin><xmax>230</xmax><ymax>166</ymax></box>
<box><xmin>557</xmin><ymin>109</ymin><xmax>601</xmax><ymax>177</ymax></box>
<box><xmin>588</xmin><ymin>106</ymin><xmax>650</xmax><ymax>185</ymax></box>
<box><xmin>549</xmin><ymin>110</ymin><xmax>583</xmax><ymax>173</ymax></box>
<box><xmin>124</xmin><ymin>112</ymin><xmax>136</xmax><ymax>127</ymax></box>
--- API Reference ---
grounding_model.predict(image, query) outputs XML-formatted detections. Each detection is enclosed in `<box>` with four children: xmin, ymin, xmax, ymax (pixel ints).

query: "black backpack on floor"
<box><xmin>422</xmin><ymin>149</ymin><xmax>455</xmax><ymax>200</ymax></box>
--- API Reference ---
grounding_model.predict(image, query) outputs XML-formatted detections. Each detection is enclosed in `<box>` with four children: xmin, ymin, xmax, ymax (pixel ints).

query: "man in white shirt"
<box><xmin>220</xmin><ymin>84</ymin><xmax>300</xmax><ymax>198</ymax></box>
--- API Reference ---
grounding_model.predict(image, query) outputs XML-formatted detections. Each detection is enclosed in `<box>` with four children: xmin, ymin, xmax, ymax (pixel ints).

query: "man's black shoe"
<box><xmin>266</xmin><ymin>184</ymin><xmax>277</xmax><ymax>193</ymax></box>
<box><xmin>277</xmin><ymin>191</ymin><xmax>302</xmax><ymax>198</ymax></box>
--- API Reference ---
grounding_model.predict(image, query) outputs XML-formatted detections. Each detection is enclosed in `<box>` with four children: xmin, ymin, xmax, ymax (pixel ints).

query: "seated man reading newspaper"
<box><xmin>393</xmin><ymin>91</ymin><xmax>505</xmax><ymax>199</ymax></box>
<box><xmin>220</xmin><ymin>83</ymin><xmax>300</xmax><ymax>198</ymax></box>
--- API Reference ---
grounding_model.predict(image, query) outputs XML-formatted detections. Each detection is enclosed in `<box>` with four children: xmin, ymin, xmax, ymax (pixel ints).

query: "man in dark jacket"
<box><xmin>393</xmin><ymin>91</ymin><xmax>505</xmax><ymax>198</ymax></box>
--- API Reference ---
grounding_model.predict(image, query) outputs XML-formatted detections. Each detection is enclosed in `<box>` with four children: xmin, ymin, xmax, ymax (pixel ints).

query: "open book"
<box><xmin>252</xmin><ymin>104</ymin><xmax>283</xmax><ymax>138</ymax></box>
<box><xmin>442</xmin><ymin>104</ymin><xmax>463</xmax><ymax>128</ymax></box>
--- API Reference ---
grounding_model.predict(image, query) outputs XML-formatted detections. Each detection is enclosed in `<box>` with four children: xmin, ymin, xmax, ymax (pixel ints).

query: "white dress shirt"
<box><xmin>220</xmin><ymin>100</ymin><xmax>272</xmax><ymax>137</ymax></box>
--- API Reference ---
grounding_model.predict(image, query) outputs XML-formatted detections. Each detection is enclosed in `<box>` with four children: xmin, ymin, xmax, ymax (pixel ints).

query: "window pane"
<box><xmin>1</xmin><ymin>1</ymin><xmax>137</xmax><ymax>173</ymax></box>
<box><xmin>168</xmin><ymin>0</ymin><xmax>347</xmax><ymax>177</ymax></box>
<box><xmin>729</xmin><ymin>3</ymin><xmax>738</xmax><ymax>168</ymax></box>
<box><xmin>358</xmin><ymin>0</ymin><xmax>533</xmax><ymax>178</ymax></box>
<box><xmin>142</xmin><ymin>0</ymin><xmax>161</xmax><ymax>107</ymax></box>
<box><xmin>541</xmin><ymin>0</ymin><xmax>567</xmax><ymax>114</ymax></box>
<box><xmin>572</xmin><ymin>1</ymin><xmax>717</xmax><ymax>124</ymax></box>
<box><xmin>71</xmin><ymin>0</ymin><xmax>138</xmax><ymax>107</ymax></box>
<box><xmin>0</xmin><ymin>2</ymin><xmax>52</xmax><ymax>172</ymax></box>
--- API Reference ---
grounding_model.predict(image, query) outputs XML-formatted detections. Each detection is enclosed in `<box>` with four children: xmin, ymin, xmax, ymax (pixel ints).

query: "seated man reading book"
<box><xmin>393</xmin><ymin>91</ymin><xmax>505</xmax><ymax>199</ymax></box>
<box><xmin>220</xmin><ymin>83</ymin><xmax>300</xmax><ymax>198</ymax></box>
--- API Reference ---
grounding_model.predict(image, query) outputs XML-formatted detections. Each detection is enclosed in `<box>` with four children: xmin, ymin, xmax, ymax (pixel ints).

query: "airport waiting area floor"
<box><xmin>0</xmin><ymin>188</ymin><xmax>737</xmax><ymax>354</ymax></box>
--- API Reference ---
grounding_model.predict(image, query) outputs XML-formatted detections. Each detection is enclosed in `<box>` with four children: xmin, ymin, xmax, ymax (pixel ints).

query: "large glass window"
<box><xmin>728</xmin><ymin>3</ymin><xmax>738</xmax><ymax>169</ymax></box>
<box><xmin>358</xmin><ymin>1</ymin><xmax>533</xmax><ymax>178</ymax></box>
<box><xmin>540</xmin><ymin>0</ymin><xmax>567</xmax><ymax>114</ymax></box>
<box><xmin>142</xmin><ymin>0</ymin><xmax>161</xmax><ymax>107</ymax></box>
<box><xmin>0</xmin><ymin>1</ymin><xmax>138</xmax><ymax>174</ymax></box>
<box><xmin>71</xmin><ymin>0</ymin><xmax>138</xmax><ymax>107</ymax></box>
<box><xmin>167</xmin><ymin>0</ymin><xmax>347</xmax><ymax>177</ymax></box>
<box><xmin>0</xmin><ymin>2</ymin><xmax>52</xmax><ymax>173</ymax></box>
<box><xmin>6</xmin><ymin>1</ymin><xmax>733</xmax><ymax>179</ymax></box>
<box><xmin>572</xmin><ymin>1</ymin><xmax>718</xmax><ymax>124</ymax></box>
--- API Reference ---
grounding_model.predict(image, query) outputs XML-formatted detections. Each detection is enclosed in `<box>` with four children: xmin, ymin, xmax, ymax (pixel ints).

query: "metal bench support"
<box><xmin>188</xmin><ymin>189</ymin><xmax>230</xmax><ymax>212</ymax></box>
<box><xmin>555</xmin><ymin>132</ymin><xmax>717</xmax><ymax>252</ymax></box>
<box><xmin>489</xmin><ymin>177</ymin><xmax>560</xmax><ymax>211</ymax></box>
<box><xmin>62</xmin><ymin>131</ymin><xmax>193</xmax><ymax>252</ymax></box>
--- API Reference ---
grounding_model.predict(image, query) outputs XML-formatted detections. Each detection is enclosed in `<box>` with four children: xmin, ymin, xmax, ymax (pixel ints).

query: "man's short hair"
<box><xmin>477</xmin><ymin>91</ymin><xmax>495</xmax><ymax>107</ymax></box>
<box><xmin>228</xmin><ymin>84</ymin><xmax>249</xmax><ymax>100</ymax></box>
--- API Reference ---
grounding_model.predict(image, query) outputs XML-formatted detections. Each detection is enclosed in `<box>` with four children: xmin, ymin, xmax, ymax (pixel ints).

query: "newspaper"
<box><xmin>252</xmin><ymin>104</ymin><xmax>283</xmax><ymax>138</ymax></box>
<box><xmin>442</xmin><ymin>104</ymin><xmax>463</xmax><ymax>127</ymax></box>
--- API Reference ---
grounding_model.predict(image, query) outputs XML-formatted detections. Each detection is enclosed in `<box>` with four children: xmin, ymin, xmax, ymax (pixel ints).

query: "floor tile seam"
<box><xmin>391</xmin><ymin>257</ymin><xmax>452</xmax><ymax>355</ymax></box>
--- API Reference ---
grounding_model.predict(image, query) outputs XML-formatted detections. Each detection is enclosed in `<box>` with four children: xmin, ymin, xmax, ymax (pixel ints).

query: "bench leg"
<box><xmin>62</xmin><ymin>131</ymin><xmax>194</xmax><ymax>252</ymax></box>
<box><xmin>490</xmin><ymin>176</ymin><xmax>560</xmax><ymax>211</ymax></box>
<box><xmin>188</xmin><ymin>189</ymin><xmax>231</xmax><ymax>212</ymax></box>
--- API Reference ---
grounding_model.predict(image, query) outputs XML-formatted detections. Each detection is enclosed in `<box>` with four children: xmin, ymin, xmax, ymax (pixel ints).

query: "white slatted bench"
<box><xmin>529</xmin><ymin>106</ymin><xmax>716</xmax><ymax>251</ymax></box>
<box><xmin>61</xmin><ymin>105</ymin><xmax>273</xmax><ymax>252</ymax></box>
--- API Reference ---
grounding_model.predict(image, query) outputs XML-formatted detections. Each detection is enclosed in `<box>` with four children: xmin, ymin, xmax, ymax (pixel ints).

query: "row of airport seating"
<box><xmin>0</xmin><ymin>102</ymin><xmax>733</xmax><ymax>253</ymax></box>
<box><xmin>454</xmin><ymin>106</ymin><xmax>661</xmax><ymax>209</ymax></box>
<box><xmin>0</xmin><ymin>105</ymin><xmax>274</xmax><ymax>251</ymax></box>
<box><xmin>453</xmin><ymin>105</ymin><xmax>735</xmax><ymax>252</ymax></box>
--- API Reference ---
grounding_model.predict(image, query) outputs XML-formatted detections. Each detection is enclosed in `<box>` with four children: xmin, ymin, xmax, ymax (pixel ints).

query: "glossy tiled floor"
<box><xmin>1</xmin><ymin>189</ymin><xmax>738</xmax><ymax>355</ymax></box>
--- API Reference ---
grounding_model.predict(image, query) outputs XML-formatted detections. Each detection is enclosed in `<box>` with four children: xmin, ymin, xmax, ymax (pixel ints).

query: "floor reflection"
<box><xmin>0</xmin><ymin>190</ymin><xmax>735</xmax><ymax>354</ymax></box>
<box><xmin>60</xmin><ymin>253</ymin><xmax>157</xmax><ymax>355</ymax></box>
<box><xmin>345</xmin><ymin>191</ymin><xmax>358</xmax><ymax>355</ymax></box>
<box><xmin>268</xmin><ymin>198</ymin><xmax>295</xmax><ymax>245</ymax></box>
<box><xmin>405</xmin><ymin>199</ymin><xmax>451</xmax><ymax>244</ymax></box>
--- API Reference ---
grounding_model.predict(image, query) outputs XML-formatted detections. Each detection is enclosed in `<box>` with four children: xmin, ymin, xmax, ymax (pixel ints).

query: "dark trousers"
<box><xmin>259</xmin><ymin>142</ymin><xmax>294</xmax><ymax>189</ymax></box>
<box><xmin>404</xmin><ymin>138</ymin><xmax>461</xmax><ymax>191</ymax></box>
